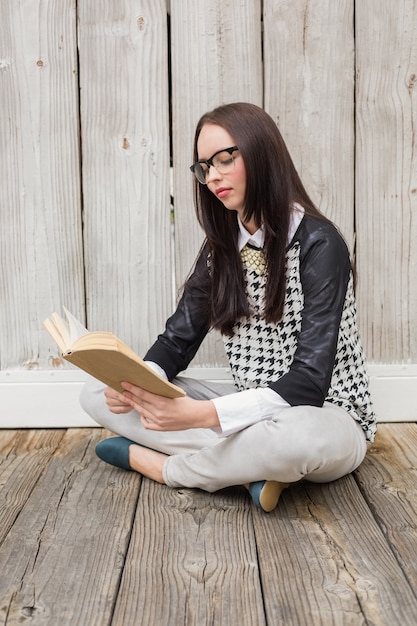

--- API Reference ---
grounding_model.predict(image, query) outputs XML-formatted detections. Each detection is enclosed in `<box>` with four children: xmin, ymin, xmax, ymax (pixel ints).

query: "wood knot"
<box><xmin>0</xmin><ymin>58</ymin><xmax>11</xmax><ymax>70</ymax></box>
<box><xmin>37</xmin><ymin>59</ymin><xmax>44</xmax><ymax>67</ymax></box>
<box><xmin>51</xmin><ymin>356</ymin><xmax>65</xmax><ymax>368</ymax></box>
<box><xmin>137</xmin><ymin>16</ymin><xmax>145</xmax><ymax>31</ymax></box>
<box><xmin>22</xmin><ymin>606</ymin><xmax>39</xmax><ymax>617</ymax></box>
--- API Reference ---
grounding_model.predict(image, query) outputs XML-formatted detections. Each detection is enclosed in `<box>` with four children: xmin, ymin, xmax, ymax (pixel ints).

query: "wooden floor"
<box><xmin>1</xmin><ymin>424</ymin><xmax>417</xmax><ymax>625</ymax></box>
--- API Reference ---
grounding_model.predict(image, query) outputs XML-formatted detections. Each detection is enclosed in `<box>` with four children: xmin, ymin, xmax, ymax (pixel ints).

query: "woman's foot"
<box><xmin>247</xmin><ymin>480</ymin><xmax>289</xmax><ymax>513</ymax></box>
<box><xmin>128</xmin><ymin>444</ymin><xmax>166</xmax><ymax>484</ymax></box>
<box><xmin>95</xmin><ymin>437</ymin><xmax>167</xmax><ymax>483</ymax></box>
<box><xmin>95</xmin><ymin>436</ymin><xmax>134</xmax><ymax>470</ymax></box>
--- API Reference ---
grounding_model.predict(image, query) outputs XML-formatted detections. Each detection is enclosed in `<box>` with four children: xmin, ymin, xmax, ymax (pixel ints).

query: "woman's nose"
<box><xmin>205</xmin><ymin>164</ymin><xmax>222</xmax><ymax>183</ymax></box>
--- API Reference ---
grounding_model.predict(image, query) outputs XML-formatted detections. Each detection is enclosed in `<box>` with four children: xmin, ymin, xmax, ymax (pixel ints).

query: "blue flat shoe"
<box><xmin>248</xmin><ymin>480</ymin><xmax>289</xmax><ymax>513</ymax></box>
<box><xmin>95</xmin><ymin>436</ymin><xmax>136</xmax><ymax>470</ymax></box>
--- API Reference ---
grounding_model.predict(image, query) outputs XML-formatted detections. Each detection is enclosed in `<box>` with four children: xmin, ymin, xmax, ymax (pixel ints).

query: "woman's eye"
<box><xmin>217</xmin><ymin>157</ymin><xmax>233</xmax><ymax>166</ymax></box>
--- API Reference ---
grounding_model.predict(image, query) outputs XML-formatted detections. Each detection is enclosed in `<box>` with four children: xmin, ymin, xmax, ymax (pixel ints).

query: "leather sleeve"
<box><xmin>269</xmin><ymin>219</ymin><xmax>351</xmax><ymax>406</ymax></box>
<box><xmin>144</xmin><ymin>244</ymin><xmax>211</xmax><ymax>380</ymax></box>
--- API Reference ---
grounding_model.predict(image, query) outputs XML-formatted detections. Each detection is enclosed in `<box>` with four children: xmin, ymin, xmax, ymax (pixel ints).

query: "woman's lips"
<box><xmin>216</xmin><ymin>187</ymin><xmax>231</xmax><ymax>199</ymax></box>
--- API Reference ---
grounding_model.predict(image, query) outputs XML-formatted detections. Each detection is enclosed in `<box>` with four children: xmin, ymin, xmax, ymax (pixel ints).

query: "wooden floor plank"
<box><xmin>254</xmin><ymin>474</ymin><xmax>417</xmax><ymax>625</ymax></box>
<box><xmin>355</xmin><ymin>423</ymin><xmax>417</xmax><ymax>591</ymax></box>
<box><xmin>0</xmin><ymin>430</ymin><xmax>66</xmax><ymax>546</ymax></box>
<box><xmin>0</xmin><ymin>429</ymin><xmax>141</xmax><ymax>626</ymax></box>
<box><xmin>112</xmin><ymin>481</ymin><xmax>266</xmax><ymax>626</ymax></box>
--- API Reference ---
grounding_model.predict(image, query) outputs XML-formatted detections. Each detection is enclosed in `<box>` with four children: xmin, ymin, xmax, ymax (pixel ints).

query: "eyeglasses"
<box><xmin>190</xmin><ymin>146</ymin><xmax>239</xmax><ymax>184</ymax></box>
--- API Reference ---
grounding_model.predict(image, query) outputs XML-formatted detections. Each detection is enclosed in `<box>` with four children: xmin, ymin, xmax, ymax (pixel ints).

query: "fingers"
<box><xmin>104</xmin><ymin>386</ymin><xmax>132</xmax><ymax>414</ymax></box>
<box><xmin>121</xmin><ymin>385</ymin><xmax>170</xmax><ymax>417</ymax></box>
<box><xmin>140</xmin><ymin>414</ymin><xmax>161</xmax><ymax>431</ymax></box>
<box><xmin>116</xmin><ymin>383</ymin><xmax>188</xmax><ymax>430</ymax></box>
<box><xmin>104</xmin><ymin>384</ymin><xmax>157</xmax><ymax>417</ymax></box>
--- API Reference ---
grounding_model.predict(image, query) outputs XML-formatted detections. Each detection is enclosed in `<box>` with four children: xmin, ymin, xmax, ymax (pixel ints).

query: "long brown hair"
<box><xmin>189</xmin><ymin>102</ymin><xmax>328</xmax><ymax>336</ymax></box>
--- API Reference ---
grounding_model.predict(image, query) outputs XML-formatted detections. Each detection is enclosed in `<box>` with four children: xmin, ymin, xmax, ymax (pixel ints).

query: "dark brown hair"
<box><xmin>189</xmin><ymin>102</ymin><xmax>328</xmax><ymax>336</ymax></box>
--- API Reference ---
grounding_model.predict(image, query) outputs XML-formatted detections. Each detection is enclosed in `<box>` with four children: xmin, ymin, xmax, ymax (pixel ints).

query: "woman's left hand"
<box><xmin>120</xmin><ymin>381</ymin><xmax>220</xmax><ymax>431</ymax></box>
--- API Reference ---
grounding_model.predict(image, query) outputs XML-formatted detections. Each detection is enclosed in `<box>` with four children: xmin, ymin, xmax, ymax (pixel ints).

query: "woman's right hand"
<box><xmin>104</xmin><ymin>386</ymin><xmax>133</xmax><ymax>414</ymax></box>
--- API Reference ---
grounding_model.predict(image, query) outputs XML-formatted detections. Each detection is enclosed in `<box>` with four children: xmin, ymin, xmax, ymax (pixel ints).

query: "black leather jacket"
<box><xmin>145</xmin><ymin>215</ymin><xmax>353</xmax><ymax>408</ymax></box>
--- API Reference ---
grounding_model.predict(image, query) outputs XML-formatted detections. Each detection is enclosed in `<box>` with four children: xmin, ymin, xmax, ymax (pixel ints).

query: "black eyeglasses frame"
<box><xmin>190</xmin><ymin>146</ymin><xmax>239</xmax><ymax>183</ymax></box>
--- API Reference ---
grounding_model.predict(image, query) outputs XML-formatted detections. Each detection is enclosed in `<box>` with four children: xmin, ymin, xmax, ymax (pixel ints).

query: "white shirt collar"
<box><xmin>237</xmin><ymin>203</ymin><xmax>305</xmax><ymax>251</ymax></box>
<box><xmin>237</xmin><ymin>217</ymin><xmax>265</xmax><ymax>251</ymax></box>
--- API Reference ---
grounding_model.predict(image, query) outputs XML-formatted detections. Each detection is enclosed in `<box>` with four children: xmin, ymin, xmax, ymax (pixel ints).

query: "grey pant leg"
<box><xmin>163</xmin><ymin>403</ymin><xmax>367</xmax><ymax>492</ymax></box>
<box><xmin>79</xmin><ymin>375</ymin><xmax>236</xmax><ymax>456</ymax></box>
<box><xmin>80</xmin><ymin>376</ymin><xmax>367</xmax><ymax>492</ymax></box>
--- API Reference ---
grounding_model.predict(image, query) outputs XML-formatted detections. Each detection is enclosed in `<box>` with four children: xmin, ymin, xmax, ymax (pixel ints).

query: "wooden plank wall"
<box><xmin>78</xmin><ymin>0</ymin><xmax>172</xmax><ymax>356</ymax></box>
<box><xmin>0</xmin><ymin>0</ymin><xmax>84</xmax><ymax>369</ymax></box>
<box><xmin>355</xmin><ymin>1</ymin><xmax>417</xmax><ymax>363</ymax></box>
<box><xmin>0</xmin><ymin>1</ymin><xmax>416</xmax><ymax>395</ymax></box>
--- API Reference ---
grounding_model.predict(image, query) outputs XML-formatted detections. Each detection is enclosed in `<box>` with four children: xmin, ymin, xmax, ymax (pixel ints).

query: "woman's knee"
<box><xmin>80</xmin><ymin>385</ymin><xmax>92</xmax><ymax>415</ymax></box>
<box><xmin>79</xmin><ymin>378</ymin><xmax>106</xmax><ymax>420</ymax></box>
<box><xmin>249</xmin><ymin>410</ymin><xmax>347</xmax><ymax>480</ymax></box>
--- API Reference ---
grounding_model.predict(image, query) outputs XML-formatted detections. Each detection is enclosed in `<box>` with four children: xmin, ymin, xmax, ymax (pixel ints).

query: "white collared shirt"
<box><xmin>237</xmin><ymin>202</ymin><xmax>304</xmax><ymax>251</ymax></box>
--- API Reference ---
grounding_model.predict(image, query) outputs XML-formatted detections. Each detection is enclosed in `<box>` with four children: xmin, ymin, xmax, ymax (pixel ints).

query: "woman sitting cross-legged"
<box><xmin>80</xmin><ymin>102</ymin><xmax>376</xmax><ymax>513</ymax></box>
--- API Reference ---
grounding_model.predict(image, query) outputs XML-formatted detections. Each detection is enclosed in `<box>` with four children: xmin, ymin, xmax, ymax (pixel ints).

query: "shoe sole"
<box><xmin>259</xmin><ymin>481</ymin><xmax>289</xmax><ymax>512</ymax></box>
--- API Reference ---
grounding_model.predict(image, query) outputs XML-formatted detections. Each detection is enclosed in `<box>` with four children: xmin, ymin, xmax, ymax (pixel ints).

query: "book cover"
<box><xmin>43</xmin><ymin>309</ymin><xmax>185</xmax><ymax>398</ymax></box>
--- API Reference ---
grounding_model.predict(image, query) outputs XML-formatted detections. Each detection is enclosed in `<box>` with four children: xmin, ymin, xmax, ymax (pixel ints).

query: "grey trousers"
<box><xmin>80</xmin><ymin>376</ymin><xmax>368</xmax><ymax>493</ymax></box>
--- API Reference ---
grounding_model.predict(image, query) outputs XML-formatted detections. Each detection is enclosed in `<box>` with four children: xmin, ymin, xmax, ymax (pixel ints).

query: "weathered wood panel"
<box><xmin>0</xmin><ymin>430</ymin><xmax>65</xmax><ymax>544</ymax></box>
<box><xmin>170</xmin><ymin>0</ymin><xmax>263</xmax><ymax>366</ymax></box>
<box><xmin>112</xmin><ymin>482</ymin><xmax>266</xmax><ymax>626</ymax></box>
<box><xmin>0</xmin><ymin>0</ymin><xmax>84</xmax><ymax>369</ymax></box>
<box><xmin>77</xmin><ymin>0</ymin><xmax>172</xmax><ymax>356</ymax></box>
<box><xmin>254</xmin><ymin>476</ymin><xmax>417</xmax><ymax>624</ymax></box>
<box><xmin>355</xmin><ymin>423</ymin><xmax>417</xmax><ymax>591</ymax></box>
<box><xmin>263</xmin><ymin>0</ymin><xmax>355</xmax><ymax>248</ymax></box>
<box><xmin>0</xmin><ymin>429</ymin><xmax>141</xmax><ymax>626</ymax></box>
<box><xmin>0</xmin><ymin>1</ymin><xmax>416</xmax><ymax>425</ymax></box>
<box><xmin>355</xmin><ymin>0</ymin><xmax>417</xmax><ymax>362</ymax></box>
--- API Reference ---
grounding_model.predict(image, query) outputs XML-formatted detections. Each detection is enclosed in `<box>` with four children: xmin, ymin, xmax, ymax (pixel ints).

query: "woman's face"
<box><xmin>197</xmin><ymin>123</ymin><xmax>248</xmax><ymax>223</ymax></box>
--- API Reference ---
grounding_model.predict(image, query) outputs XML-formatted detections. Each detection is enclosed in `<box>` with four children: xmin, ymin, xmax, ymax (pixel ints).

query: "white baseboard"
<box><xmin>0</xmin><ymin>365</ymin><xmax>416</xmax><ymax>428</ymax></box>
<box><xmin>0</xmin><ymin>370</ymin><xmax>96</xmax><ymax>429</ymax></box>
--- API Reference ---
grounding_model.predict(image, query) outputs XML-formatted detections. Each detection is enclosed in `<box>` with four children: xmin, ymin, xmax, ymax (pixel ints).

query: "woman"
<box><xmin>81</xmin><ymin>102</ymin><xmax>375</xmax><ymax>513</ymax></box>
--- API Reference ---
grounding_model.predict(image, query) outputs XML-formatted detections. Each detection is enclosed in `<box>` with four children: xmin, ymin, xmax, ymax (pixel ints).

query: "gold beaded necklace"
<box><xmin>240</xmin><ymin>245</ymin><xmax>266</xmax><ymax>275</ymax></box>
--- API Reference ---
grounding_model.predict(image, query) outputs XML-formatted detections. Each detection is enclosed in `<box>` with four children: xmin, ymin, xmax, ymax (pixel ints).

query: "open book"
<box><xmin>43</xmin><ymin>308</ymin><xmax>185</xmax><ymax>398</ymax></box>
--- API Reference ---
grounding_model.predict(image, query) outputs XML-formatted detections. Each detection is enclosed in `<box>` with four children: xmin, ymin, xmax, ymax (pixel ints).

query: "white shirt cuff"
<box><xmin>145</xmin><ymin>360</ymin><xmax>169</xmax><ymax>380</ymax></box>
<box><xmin>212</xmin><ymin>387</ymin><xmax>290</xmax><ymax>436</ymax></box>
